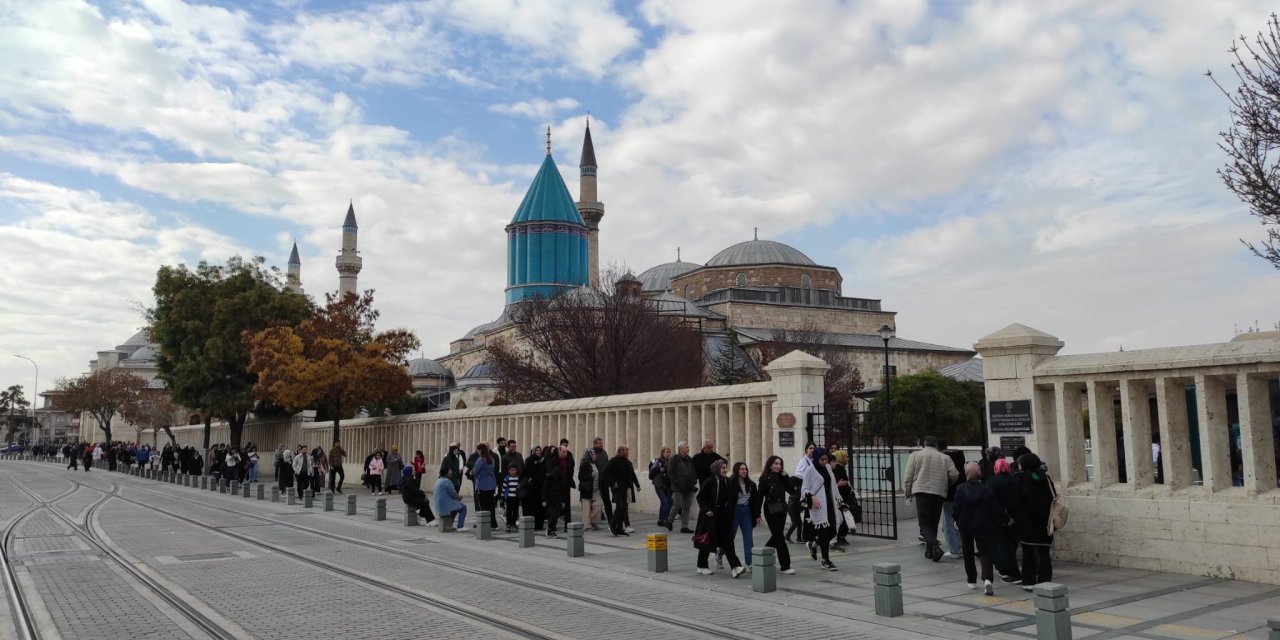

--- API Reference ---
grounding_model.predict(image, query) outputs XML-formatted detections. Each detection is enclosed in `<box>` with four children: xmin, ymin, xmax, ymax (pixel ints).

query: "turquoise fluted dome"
<box><xmin>505</xmin><ymin>154</ymin><xmax>590</xmax><ymax>304</ymax></box>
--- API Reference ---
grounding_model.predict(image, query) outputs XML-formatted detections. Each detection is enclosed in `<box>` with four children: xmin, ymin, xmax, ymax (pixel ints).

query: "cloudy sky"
<box><xmin>2</xmin><ymin>0</ymin><xmax>1278</xmax><ymax>394</ymax></box>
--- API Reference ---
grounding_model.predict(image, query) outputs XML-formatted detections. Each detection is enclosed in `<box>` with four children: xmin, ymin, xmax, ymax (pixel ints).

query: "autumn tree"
<box><xmin>754</xmin><ymin>323</ymin><xmax>865</xmax><ymax>414</ymax></box>
<box><xmin>56</xmin><ymin>369</ymin><xmax>146</xmax><ymax>443</ymax></box>
<box><xmin>120</xmin><ymin>388</ymin><xmax>185</xmax><ymax>447</ymax></box>
<box><xmin>865</xmin><ymin>369</ymin><xmax>984</xmax><ymax>446</ymax></box>
<box><xmin>488</xmin><ymin>286</ymin><xmax>705</xmax><ymax>403</ymax></box>
<box><xmin>245</xmin><ymin>290</ymin><xmax>419</xmax><ymax>443</ymax></box>
<box><xmin>1</xmin><ymin>385</ymin><xmax>31</xmax><ymax>442</ymax></box>
<box><xmin>1210</xmin><ymin>14</ymin><xmax>1280</xmax><ymax>267</ymax></box>
<box><xmin>147</xmin><ymin>256</ymin><xmax>312</xmax><ymax>450</ymax></box>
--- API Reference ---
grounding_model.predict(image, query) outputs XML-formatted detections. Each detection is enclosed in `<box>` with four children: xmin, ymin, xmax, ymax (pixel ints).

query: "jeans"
<box><xmin>656</xmin><ymin>488</ymin><xmax>672</xmax><ymax>523</ymax></box>
<box><xmin>961</xmin><ymin>534</ymin><xmax>994</xmax><ymax>584</ymax></box>
<box><xmin>914</xmin><ymin>493</ymin><xmax>945</xmax><ymax>553</ymax></box>
<box><xmin>941</xmin><ymin>501</ymin><xmax>963</xmax><ymax>554</ymax></box>
<box><xmin>669</xmin><ymin>490</ymin><xmax>695</xmax><ymax>529</ymax></box>
<box><xmin>731</xmin><ymin>503</ymin><xmax>755</xmax><ymax>565</ymax></box>
<box><xmin>329</xmin><ymin>466</ymin><xmax>345</xmax><ymax>492</ymax></box>
<box><xmin>248</xmin><ymin>461</ymin><xmax>258</xmax><ymax>482</ymax></box>
<box><xmin>450</xmin><ymin>504</ymin><xmax>467</xmax><ymax>529</ymax></box>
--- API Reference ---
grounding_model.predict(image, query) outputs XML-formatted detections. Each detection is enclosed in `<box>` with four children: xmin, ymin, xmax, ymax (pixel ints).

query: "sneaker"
<box><xmin>425</xmin><ymin>520</ymin><xmax>438</xmax><ymax>527</ymax></box>
<box><xmin>731</xmin><ymin>566</ymin><xmax>746</xmax><ymax>579</ymax></box>
<box><xmin>590</xmin><ymin>525</ymin><xmax>600</xmax><ymax>532</ymax></box>
<box><xmin>680</xmin><ymin>527</ymin><xmax>694</xmax><ymax>534</ymax></box>
<box><xmin>546</xmin><ymin>531</ymin><xmax>558</xmax><ymax>538</ymax></box>
<box><xmin>967</xmin><ymin>582</ymin><xmax>978</xmax><ymax>590</ymax></box>
<box><xmin>780</xmin><ymin>568</ymin><xmax>796</xmax><ymax>575</ymax></box>
<box><xmin>943</xmin><ymin>552</ymin><xmax>962</xmax><ymax>560</ymax></box>
<box><xmin>624</xmin><ymin>527</ymin><xmax>635</xmax><ymax>534</ymax></box>
<box><xmin>455</xmin><ymin>525</ymin><xmax>469</xmax><ymax>532</ymax></box>
<box><xmin>1000</xmin><ymin>574</ymin><xmax>1019</xmax><ymax>584</ymax></box>
<box><xmin>697</xmin><ymin>568</ymin><xmax>713</xmax><ymax>576</ymax></box>
<box><xmin>746</xmin><ymin>565</ymin><xmax>752</xmax><ymax>573</ymax></box>
<box><xmin>1022</xmin><ymin>585</ymin><xmax>1034</xmax><ymax>592</ymax></box>
<box><xmin>664</xmin><ymin>521</ymin><xmax>673</xmax><ymax>532</ymax></box>
<box><xmin>917</xmin><ymin>535</ymin><xmax>926</xmax><ymax>545</ymax></box>
<box><xmin>820</xmin><ymin>560</ymin><xmax>838</xmax><ymax>571</ymax></box>
<box><xmin>984</xmin><ymin>580</ymin><xmax>994</xmax><ymax>596</ymax></box>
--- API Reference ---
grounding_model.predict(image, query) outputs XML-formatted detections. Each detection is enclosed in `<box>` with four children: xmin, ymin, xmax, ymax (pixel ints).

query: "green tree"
<box><xmin>147</xmin><ymin>256</ymin><xmax>312</xmax><ymax>450</ymax></box>
<box><xmin>0</xmin><ymin>384</ymin><xmax>31</xmax><ymax>442</ymax></box>
<box><xmin>245</xmin><ymin>291</ymin><xmax>419</xmax><ymax>443</ymax></box>
<box><xmin>708</xmin><ymin>333</ymin><xmax>759</xmax><ymax>386</ymax></box>
<box><xmin>866</xmin><ymin>369</ymin><xmax>984</xmax><ymax>446</ymax></box>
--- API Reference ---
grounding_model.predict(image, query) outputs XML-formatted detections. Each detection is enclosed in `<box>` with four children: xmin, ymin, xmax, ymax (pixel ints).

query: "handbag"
<box><xmin>1047</xmin><ymin>476</ymin><xmax>1069</xmax><ymax>535</ymax></box>
<box><xmin>691</xmin><ymin>531</ymin><xmax>712</xmax><ymax>549</ymax></box>
<box><xmin>766</xmin><ymin>502</ymin><xmax>787</xmax><ymax>516</ymax></box>
<box><xmin>839</xmin><ymin>504</ymin><xmax>858</xmax><ymax>531</ymax></box>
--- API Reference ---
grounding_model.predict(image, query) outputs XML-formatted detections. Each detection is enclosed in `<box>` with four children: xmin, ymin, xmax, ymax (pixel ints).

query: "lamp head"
<box><xmin>878</xmin><ymin>325</ymin><xmax>895</xmax><ymax>341</ymax></box>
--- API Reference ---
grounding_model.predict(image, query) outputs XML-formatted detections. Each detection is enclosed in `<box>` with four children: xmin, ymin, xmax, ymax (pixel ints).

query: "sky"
<box><xmin>2</xmin><ymin>0</ymin><xmax>1278</xmax><ymax>397</ymax></box>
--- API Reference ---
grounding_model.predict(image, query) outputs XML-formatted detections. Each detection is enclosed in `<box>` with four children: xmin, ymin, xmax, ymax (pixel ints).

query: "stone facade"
<box><xmin>671</xmin><ymin>264</ymin><xmax>842</xmax><ymax>300</ymax></box>
<box><xmin>707</xmin><ymin>301</ymin><xmax>895</xmax><ymax>334</ymax></box>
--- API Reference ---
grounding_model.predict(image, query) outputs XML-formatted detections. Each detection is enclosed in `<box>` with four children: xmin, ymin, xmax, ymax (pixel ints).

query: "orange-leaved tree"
<box><xmin>245</xmin><ymin>291</ymin><xmax>420</xmax><ymax>443</ymax></box>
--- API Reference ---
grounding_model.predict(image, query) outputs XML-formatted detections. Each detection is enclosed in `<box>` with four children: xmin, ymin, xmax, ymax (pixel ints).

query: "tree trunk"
<box><xmin>100</xmin><ymin>417</ymin><xmax>112</xmax><ymax>444</ymax></box>
<box><xmin>331</xmin><ymin>403</ymin><xmax>341</xmax><ymax>447</ymax></box>
<box><xmin>202</xmin><ymin>414</ymin><xmax>211</xmax><ymax>450</ymax></box>
<box><xmin>162</xmin><ymin>426</ymin><xmax>177</xmax><ymax>448</ymax></box>
<box><xmin>229</xmin><ymin>410</ymin><xmax>245</xmax><ymax>450</ymax></box>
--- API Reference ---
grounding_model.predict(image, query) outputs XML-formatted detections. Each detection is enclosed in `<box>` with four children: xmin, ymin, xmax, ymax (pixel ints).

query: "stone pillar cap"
<box><xmin>974</xmin><ymin>323</ymin><xmax>1064</xmax><ymax>355</ymax></box>
<box><xmin>763</xmin><ymin>350</ymin><xmax>831</xmax><ymax>375</ymax></box>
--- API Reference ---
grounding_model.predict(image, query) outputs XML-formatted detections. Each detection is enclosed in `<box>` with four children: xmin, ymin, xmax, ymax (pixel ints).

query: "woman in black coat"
<box><xmin>542</xmin><ymin>446</ymin><xmax>574</xmax><ymax>538</ymax></box>
<box><xmin>985</xmin><ymin>457</ymin><xmax>1022</xmax><ymax>582</ymax></box>
<box><xmin>1010</xmin><ymin>453</ymin><xmax>1055</xmax><ymax>589</ymax></box>
<box><xmin>757</xmin><ymin>456</ymin><xmax>794</xmax><ymax>574</ymax></box>
<box><xmin>695</xmin><ymin>459</ymin><xmax>745</xmax><ymax>577</ymax></box>
<box><xmin>522</xmin><ymin>446</ymin><xmax>546</xmax><ymax>531</ymax></box>
<box><xmin>953</xmin><ymin>462</ymin><xmax>1004</xmax><ymax>595</ymax></box>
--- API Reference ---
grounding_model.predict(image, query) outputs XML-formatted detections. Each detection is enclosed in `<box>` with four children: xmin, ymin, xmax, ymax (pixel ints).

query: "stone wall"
<box><xmin>708</xmin><ymin>301</ymin><xmax>895</xmax><ymax>334</ymax></box>
<box><xmin>671</xmin><ymin>264</ymin><xmax>842</xmax><ymax>300</ymax></box>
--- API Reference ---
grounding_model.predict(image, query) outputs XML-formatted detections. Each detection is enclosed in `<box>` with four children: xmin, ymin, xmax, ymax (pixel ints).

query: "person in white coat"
<box><xmin>801</xmin><ymin>447</ymin><xmax>840</xmax><ymax>571</ymax></box>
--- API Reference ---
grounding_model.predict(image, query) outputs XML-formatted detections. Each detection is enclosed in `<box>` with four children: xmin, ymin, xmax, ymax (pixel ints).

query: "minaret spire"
<box><xmin>546</xmin><ymin>126</ymin><xmax>551</xmax><ymax>156</ymax></box>
<box><xmin>286</xmin><ymin>241</ymin><xmax>302</xmax><ymax>294</ymax></box>
<box><xmin>336</xmin><ymin>202</ymin><xmax>362</xmax><ymax>297</ymax></box>
<box><xmin>575</xmin><ymin>118</ymin><xmax>603</xmax><ymax>288</ymax></box>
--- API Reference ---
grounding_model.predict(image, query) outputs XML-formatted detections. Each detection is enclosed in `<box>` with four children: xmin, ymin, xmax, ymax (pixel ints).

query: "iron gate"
<box><xmin>806</xmin><ymin>410</ymin><xmax>899</xmax><ymax>540</ymax></box>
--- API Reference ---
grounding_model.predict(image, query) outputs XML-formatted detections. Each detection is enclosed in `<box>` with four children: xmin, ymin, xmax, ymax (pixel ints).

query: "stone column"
<box><xmin>1195</xmin><ymin>374</ymin><xmax>1232</xmax><ymax>491</ymax></box>
<box><xmin>1087</xmin><ymin>380</ymin><xmax>1119</xmax><ymax>486</ymax></box>
<box><xmin>1120</xmin><ymin>378</ymin><xmax>1154</xmax><ymax>488</ymax></box>
<box><xmin>974</xmin><ymin>324</ymin><xmax>1066</xmax><ymax>474</ymax></box>
<box><xmin>1155</xmin><ymin>376</ymin><xmax>1194</xmax><ymax>490</ymax></box>
<box><xmin>764</xmin><ymin>351</ymin><xmax>830</xmax><ymax>473</ymax></box>
<box><xmin>1055</xmin><ymin>382</ymin><xmax>1087</xmax><ymax>486</ymax></box>
<box><xmin>1237</xmin><ymin>372</ymin><xmax>1278</xmax><ymax>493</ymax></box>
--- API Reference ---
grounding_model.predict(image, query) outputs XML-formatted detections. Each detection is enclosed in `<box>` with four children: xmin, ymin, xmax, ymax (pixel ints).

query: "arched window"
<box><xmin>683</xmin><ymin>284</ymin><xmax>694</xmax><ymax>299</ymax></box>
<box><xmin>736</xmin><ymin>273</ymin><xmax>748</xmax><ymax>287</ymax></box>
<box><xmin>801</xmin><ymin>273</ymin><xmax>812</xmax><ymax>289</ymax></box>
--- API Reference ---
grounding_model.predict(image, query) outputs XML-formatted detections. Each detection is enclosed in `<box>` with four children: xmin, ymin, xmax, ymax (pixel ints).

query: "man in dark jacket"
<box><xmin>692</xmin><ymin>440</ymin><xmax>726</xmax><ymax>482</ymax></box>
<box><xmin>667</xmin><ymin>442</ymin><xmax>698</xmax><ymax>533</ymax></box>
<box><xmin>939</xmin><ymin>439</ymin><xmax>966</xmax><ymax>559</ymax></box>
<box><xmin>542</xmin><ymin>445</ymin><xmax>575</xmax><ymax>536</ymax></box>
<box><xmin>601</xmin><ymin>446</ymin><xmax>640</xmax><ymax>536</ymax></box>
<box><xmin>591</xmin><ymin>437</ymin><xmax>613</xmax><ymax>522</ymax></box>
<box><xmin>400</xmin><ymin>467</ymin><xmax>436</xmax><ymax>524</ymax></box>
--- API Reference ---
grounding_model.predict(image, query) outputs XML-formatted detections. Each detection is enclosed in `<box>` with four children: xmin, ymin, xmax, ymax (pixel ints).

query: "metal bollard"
<box><xmin>646</xmin><ymin>534</ymin><xmax>668</xmax><ymax>573</ymax></box>
<box><xmin>475</xmin><ymin>512</ymin><xmax>493</xmax><ymax>541</ymax></box>
<box><xmin>271</xmin><ymin>486</ymin><xmax>280</xmax><ymax>503</ymax></box>
<box><xmin>169</xmin><ymin>472</ymin><xmax>176</xmax><ymax>484</ymax></box>
<box><xmin>566</xmin><ymin>522</ymin><xmax>584</xmax><ymax>557</ymax></box>
<box><xmin>303</xmin><ymin>489</ymin><xmax>314</xmax><ymax>508</ymax></box>
<box><xmin>873</xmin><ymin>563</ymin><xmax>904</xmax><ymax>618</ymax></box>
<box><xmin>324</xmin><ymin>491</ymin><xmax>334</xmax><ymax>512</ymax></box>
<box><xmin>375</xmin><ymin>498</ymin><xmax>386</xmax><ymax>521</ymax></box>
<box><xmin>346</xmin><ymin>494</ymin><xmax>357</xmax><ymax>515</ymax></box>
<box><xmin>230</xmin><ymin>481</ymin><xmax>238</xmax><ymax>495</ymax></box>
<box><xmin>751</xmin><ymin>547</ymin><xmax>776</xmax><ymax>593</ymax></box>
<box><xmin>518</xmin><ymin>516</ymin><xmax>535</xmax><ymax>548</ymax></box>
<box><xmin>287</xmin><ymin>491</ymin><xmax>297</xmax><ymax>506</ymax></box>
<box><xmin>257</xmin><ymin>484</ymin><xmax>265</xmax><ymax>500</ymax></box>
<box><xmin>1034</xmin><ymin>583</ymin><xmax>1072</xmax><ymax>640</ymax></box>
<box><xmin>440</xmin><ymin>511</ymin><xmax>456</xmax><ymax>533</ymax></box>
<box><xmin>241</xmin><ymin>482</ymin><xmax>250</xmax><ymax>498</ymax></box>
<box><xmin>210</xmin><ymin>478</ymin><xmax>219</xmax><ymax>493</ymax></box>
<box><xmin>1269</xmin><ymin>618</ymin><xmax>1280</xmax><ymax>640</ymax></box>
<box><xmin>405</xmin><ymin>508</ymin><xmax>419</xmax><ymax>527</ymax></box>
<box><xmin>200</xmin><ymin>475</ymin><xmax>208</xmax><ymax>490</ymax></box>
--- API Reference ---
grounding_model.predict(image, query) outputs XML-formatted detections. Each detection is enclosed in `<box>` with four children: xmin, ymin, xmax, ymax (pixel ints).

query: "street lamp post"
<box><xmin>877</xmin><ymin>325</ymin><xmax>895</xmax><ymax>434</ymax></box>
<box><xmin>12</xmin><ymin>355</ymin><xmax>38</xmax><ymax>443</ymax></box>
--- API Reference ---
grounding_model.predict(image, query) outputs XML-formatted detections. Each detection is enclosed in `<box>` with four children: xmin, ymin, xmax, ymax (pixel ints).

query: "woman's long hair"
<box><xmin>760</xmin><ymin>455</ymin><xmax>785</xmax><ymax>485</ymax></box>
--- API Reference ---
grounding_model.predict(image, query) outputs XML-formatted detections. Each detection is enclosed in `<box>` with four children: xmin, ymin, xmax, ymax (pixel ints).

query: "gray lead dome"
<box><xmin>637</xmin><ymin>260</ymin><xmax>702</xmax><ymax>292</ymax></box>
<box><xmin>706</xmin><ymin>239</ymin><xmax>815</xmax><ymax>267</ymax></box>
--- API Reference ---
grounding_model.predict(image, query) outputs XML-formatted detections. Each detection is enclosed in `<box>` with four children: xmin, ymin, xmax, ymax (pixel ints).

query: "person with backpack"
<box><xmin>650</xmin><ymin>446</ymin><xmax>672</xmax><ymax>529</ymax></box>
<box><xmin>953</xmin><ymin>462</ymin><xmax>1004</xmax><ymax>595</ymax></box>
<box><xmin>1010</xmin><ymin>452</ymin><xmax>1055</xmax><ymax>590</ymax></box>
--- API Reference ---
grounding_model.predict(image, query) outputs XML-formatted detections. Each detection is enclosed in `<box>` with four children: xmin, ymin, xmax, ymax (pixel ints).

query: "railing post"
<box><xmin>873</xmin><ymin>563</ymin><xmax>904</xmax><ymax>618</ymax></box>
<box><xmin>1034</xmin><ymin>583</ymin><xmax>1072</xmax><ymax>640</ymax></box>
<box><xmin>646</xmin><ymin>534</ymin><xmax>668</xmax><ymax>573</ymax></box>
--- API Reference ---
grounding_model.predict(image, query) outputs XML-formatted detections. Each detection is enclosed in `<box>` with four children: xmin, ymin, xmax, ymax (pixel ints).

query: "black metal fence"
<box><xmin>806</xmin><ymin>410</ymin><xmax>899</xmax><ymax>540</ymax></box>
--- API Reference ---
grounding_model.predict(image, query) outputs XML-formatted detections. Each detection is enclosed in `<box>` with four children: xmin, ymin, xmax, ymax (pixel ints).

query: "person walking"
<box><xmin>522</xmin><ymin>446</ymin><xmax>546</xmax><ymax>531</ymax></box>
<box><xmin>367</xmin><ymin>451</ymin><xmax>384</xmax><ymax>495</ymax></box>
<box><xmin>278</xmin><ymin>445</ymin><xmax>295</xmax><ymax>496</ymax></box>
<box><xmin>590</xmin><ymin>437</ymin><xmax>613</xmax><ymax>524</ymax></box>
<box><xmin>292</xmin><ymin>445</ymin><xmax>311</xmax><ymax>499</ymax></box>
<box><xmin>578</xmin><ymin>449</ymin><xmax>603</xmax><ymax>531</ymax></box>
<box><xmin>830</xmin><ymin>450</ymin><xmax>858</xmax><ymax>550</ymax></box>
<box><xmin>543</xmin><ymin>445</ymin><xmax>574</xmax><ymax>538</ymax></box>
<box><xmin>328</xmin><ymin>440</ymin><xmax>347</xmax><ymax>493</ymax></box>
<box><xmin>472</xmin><ymin>443</ymin><xmax>499</xmax><ymax>529</ymax></box>
<box><xmin>666</xmin><ymin>442</ymin><xmax>697</xmax><ymax>533</ymax></box>
<box><xmin>1011</xmin><ymin>453</ymin><xmax>1055</xmax><ymax>590</ymax></box>
<box><xmin>695</xmin><ymin>460</ymin><xmax>745</xmax><ymax>577</ymax></box>
<box><xmin>502</xmin><ymin>463</ymin><xmax>521</xmax><ymax>532</ymax></box>
<box><xmin>954</xmin><ymin>462</ymin><xmax>1004</xmax><ymax>595</ymax></box>
<box><xmin>246</xmin><ymin>446</ymin><xmax>260</xmax><ymax>483</ymax></box>
<box><xmin>728</xmin><ymin>462</ymin><xmax>761</xmax><ymax>572</ymax></box>
<box><xmin>692</xmin><ymin>440</ymin><xmax>726</xmax><ymax>483</ymax></box>
<box><xmin>939</xmin><ymin>439</ymin><xmax>967</xmax><ymax>560</ymax></box>
<box><xmin>758</xmin><ymin>456</ymin><xmax>795</xmax><ymax>574</ymax></box>
<box><xmin>311</xmin><ymin>446</ymin><xmax>327</xmax><ymax>493</ymax></box>
<box><xmin>65</xmin><ymin>443</ymin><xmax>78</xmax><ymax>470</ymax></box>
<box><xmin>385</xmin><ymin>446</ymin><xmax>404</xmax><ymax>494</ymax></box>
<box><xmin>986</xmin><ymin>457</ymin><xmax>1022</xmax><ymax>583</ymax></box>
<box><xmin>432</xmin><ymin>465</ymin><xmax>467</xmax><ymax>531</ymax></box>
<box><xmin>801</xmin><ymin>447</ymin><xmax>840</xmax><ymax>571</ymax></box>
<box><xmin>649</xmin><ymin>446</ymin><xmax>673</xmax><ymax>529</ymax></box>
<box><xmin>602</xmin><ymin>446</ymin><xmax>640</xmax><ymax>537</ymax></box>
<box><xmin>903</xmin><ymin>436</ymin><xmax>959</xmax><ymax>562</ymax></box>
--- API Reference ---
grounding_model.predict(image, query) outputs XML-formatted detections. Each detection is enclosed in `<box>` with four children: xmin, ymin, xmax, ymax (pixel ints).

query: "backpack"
<box><xmin>1047</xmin><ymin>476</ymin><xmax>1068</xmax><ymax>535</ymax></box>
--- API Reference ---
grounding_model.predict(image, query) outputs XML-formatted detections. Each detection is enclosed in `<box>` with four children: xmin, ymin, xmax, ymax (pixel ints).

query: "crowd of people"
<box><xmin>904</xmin><ymin>437</ymin><xmax>1058</xmax><ymax>596</ymax></box>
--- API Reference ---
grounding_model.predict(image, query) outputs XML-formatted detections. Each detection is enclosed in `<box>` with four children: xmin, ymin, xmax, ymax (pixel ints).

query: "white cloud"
<box><xmin>489</xmin><ymin>97</ymin><xmax>581</xmax><ymax>121</ymax></box>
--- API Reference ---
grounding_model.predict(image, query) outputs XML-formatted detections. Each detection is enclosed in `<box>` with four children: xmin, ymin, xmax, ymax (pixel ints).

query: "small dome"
<box><xmin>407</xmin><ymin>357</ymin><xmax>450</xmax><ymax>378</ymax></box>
<box><xmin>637</xmin><ymin>260</ymin><xmax>702</xmax><ymax>292</ymax></box>
<box><xmin>706</xmin><ymin>239</ymin><xmax>815</xmax><ymax>267</ymax></box>
<box><xmin>122</xmin><ymin>329</ymin><xmax>151</xmax><ymax>346</ymax></box>
<box><xmin>460</xmin><ymin>362</ymin><xmax>494</xmax><ymax>380</ymax></box>
<box><xmin>122</xmin><ymin>345</ymin><xmax>157</xmax><ymax>363</ymax></box>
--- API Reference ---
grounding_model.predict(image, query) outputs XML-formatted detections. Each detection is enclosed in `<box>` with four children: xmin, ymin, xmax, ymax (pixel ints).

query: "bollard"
<box><xmin>241</xmin><ymin>482</ymin><xmax>250</xmax><ymax>498</ymax></box>
<box><xmin>287</xmin><ymin>491</ymin><xmax>297</xmax><ymax>506</ymax></box>
<box><xmin>1034</xmin><ymin>583</ymin><xmax>1072</xmax><ymax>640</ymax></box>
<box><xmin>271</xmin><ymin>486</ymin><xmax>280</xmax><ymax>503</ymax></box>
<box><xmin>324</xmin><ymin>491</ymin><xmax>334</xmax><ymax>512</ymax></box>
<box><xmin>751</xmin><ymin>547</ymin><xmax>776</xmax><ymax>593</ymax></box>
<box><xmin>169</xmin><ymin>472</ymin><xmax>176</xmax><ymax>484</ymax></box>
<box><xmin>219</xmin><ymin>480</ymin><xmax>228</xmax><ymax>493</ymax></box>
<box><xmin>346</xmin><ymin>494</ymin><xmax>357</xmax><ymax>516</ymax></box>
<box><xmin>210</xmin><ymin>478</ymin><xmax>218</xmax><ymax>493</ymax></box>
<box><xmin>303</xmin><ymin>489</ymin><xmax>314</xmax><ymax>509</ymax></box>
<box><xmin>475</xmin><ymin>512</ymin><xmax>493</xmax><ymax>541</ymax></box>
<box><xmin>873</xmin><ymin>563</ymin><xmax>904</xmax><ymax>618</ymax></box>
<box><xmin>518</xmin><ymin>515</ymin><xmax>535</xmax><ymax>548</ymax></box>
<box><xmin>405</xmin><ymin>508</ymin><xmax>419</xmax><ymax>527</ymax></box>
<box><xmin>646</xmin><ymin>533</ymin><xmax>669</xmax><ymax>573</ymax></box>
<box><xmin>566</xmin><ymin>522</ymin><xmax>584</xmax><ymax>557</ymax></box>
<box><xmin>230</xmin><ymin>481</ymin><xmax>238</xmax><ymax>495</ymax></box>
<box><xmin>440</xmin><ymin>511</ymin><xmax>456</xmax><ymax>533</ymax></box>
<box><xmin>375</xmin><ymin>498</ymin><xmax>386</xmax><ymax>521</ymax></box>
<box><xmin>1269</xmin><ymin>618</ymin><xmax>1280</xmax><ymax>640</ymax></box>
<box><xmin>200</xmin><ymin>475</ymin><xmax>208</xmax><ymax>490</ymax></box>
<box><xmin>257</xmin><ymin>484</ymin><xmax>265</xmax><ymax>500</ymax></box>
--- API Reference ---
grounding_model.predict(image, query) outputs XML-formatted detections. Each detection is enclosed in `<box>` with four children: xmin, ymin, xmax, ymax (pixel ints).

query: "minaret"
<box><xmin>335</xmin><ymin>202</ymin><xmax>362</xmax><ymax>297</ymax></box>
<box><xmin>286</xmin><ymin>242</ymin><xmax>302</xmax><ymax>293</ymax></box>
<box><xmin>575</xmin><ymin>119</ymin><xmax>604</xmax><ymax>289</ymax></box>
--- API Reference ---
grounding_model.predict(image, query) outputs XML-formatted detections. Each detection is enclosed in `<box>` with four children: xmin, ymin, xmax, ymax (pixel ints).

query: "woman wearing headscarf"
<box><xmin>1010</xmin><ymin>453</ymin><xmax>1055</xmax><ymax>590</ymax></box>
<box><xmin>801</xmin><ymin>447</ymin><xmax>839</xmax><ymax>571</ymax></box>
<box><xmin>985</xmin><ymin>457</ymin><xmax>1022</xmax><ymax>583</ymax></box>
<box><xmin>830</xmin><ymin>449</ymin><xmax>857</xmax><ymax>550</ymax></box>
<box><xmin>695</xmin><ymin>459</ymin><xmax>746</xmax><ymax>577</ymax></box>
<box><xmin>578</xmin><ymin>449</ymin><xmax>603</xmax><ymax>531</ymax></box>
<box><xmin>758</xmin><ymin>455</ymin><xmax>795</xmax><ymax>574</ymax></box>
<box><xmin>385</xmin><ymin>446</ymin><xmax>404</xmax><ymax>494</ymax></box>
<box><xmin>953</xmin><ymin>462</ymin><xmax>1003</xmax><ymax>595</ymax></box>
<box><xmin>522</xmin><ymin>446</ymin><xmax>546</xmax><ymax>531</ymax></box>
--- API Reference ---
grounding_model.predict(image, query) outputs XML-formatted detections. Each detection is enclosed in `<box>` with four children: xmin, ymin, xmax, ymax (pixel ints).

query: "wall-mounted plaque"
<box><xmin>989</xmin><ymin>400</ymin><xmax>1033</xmax><ymax>434</ymax></box>
<box><xmin>778</xmin><ymin>431</ymin><xmax>795</xmax><ymax>448</ymax></box>
<box><xmin>776</xmin><ymin>412</ymin><xmax>796</xmax><ymax>429</ymax></box>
